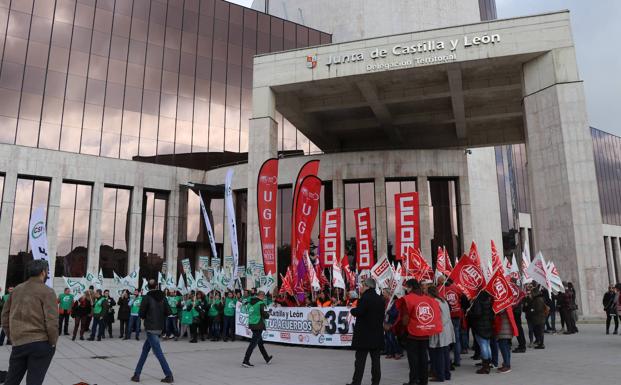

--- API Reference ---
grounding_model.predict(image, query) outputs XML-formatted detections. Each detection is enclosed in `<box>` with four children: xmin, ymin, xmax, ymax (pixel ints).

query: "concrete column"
<box><xmin>87</xmin><ymin>182</ymin><xmax>104</xmax><ymax>274</ymax></box>
<box><xmin>247</xmin><ymin>87</ymin><xmax>278</xmax><ymax>274</ymax></box>
<box><xmin>127</xmin><ymin>187</ymin><xmax>143</xmax><ymax>273</ymax></box>
<box><xmin>604</xmin><ymin>236</ymin><xmax>615</xmax><ymax>285</ymax></box>
<box><xmin>166</xmin><ymin>187</ymin><xmax>180</xmax><ymax>278</ymax></box>
<box><xmin>523</xmin><ymin>48</ymin><xmax>608</xmax><ymax>317</ymax></box>
<box><xmin>46</xmin><ymin>176</ymin><xmax>63</xmax><ymax>279</ymax></box>
<box><xmin>0</xmin><ymin>171</ymin><xmax>17</xmax><ymax>289</ymax></box>
<box><xmin>332</xmin><ymin>178</ymin><xmax>346</xmax><ymax>264</ymax></box>
<box><xmin>374</xmin><ymin>177</ymin><xmax>388</xmax><ymax>259</ymax></box>
<box><xmin>612</xmin><ymin>237</ymin><xmax>621</xmax><ymax>283</ymax></box>
<box><xmin>417</xmin><ymin>176</ymin><xmax>432</xmax><ymax>261</ymax></box>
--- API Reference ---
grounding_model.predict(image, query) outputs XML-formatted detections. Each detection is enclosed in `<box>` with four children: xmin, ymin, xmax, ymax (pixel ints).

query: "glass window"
<box><xmin>55</xmin><ymin>183</ymin><xmax>91</xmax><ymax>277</ymax></box>
<box><xmin>140</xmin><ymin>191</ymin><xmax>168</xmax><ymax>281</ymax></box>
<box><xmin>7</xmin><ymin>178</ymin><xmax>50</xmax><ymax>288</ymax></box>
<box><xmin>100</xmin><ymin>186</ymin><xmax>130</xmax><ymax>277</ymax></box>
<box><xmin>385</xmin><ymin>180</ymin><xmax>417</xmax><ymax>261</ymax></box>
<box><xmin>428</xmin><ymin>179</ymin><xmax>461</xmax><ymax>265</ymax></box>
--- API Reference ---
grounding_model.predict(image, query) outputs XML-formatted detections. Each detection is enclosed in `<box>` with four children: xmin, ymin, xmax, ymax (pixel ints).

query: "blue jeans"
<box><xmin>223</xmin><ymin>315</ymin><xmax>235</xmax><ymax>340</ymax></box>
<box><xmin>460</xmin><ymin>327</ymin><xmax>469</xmax><ymax>351</ymax></box>
<box><xmin>497</xmin><ymin>338</ymin><xmax>511</xmax><ymax>368</ymax></box>
<box><xmin>384</xmin><ymin>331</ymin><xmax>402</xmax><ymax>355</ymax></box>
<box><xmin>429</xmin><ymin>346</ymin><xmax>451</xmax><ymax>381</ymax></box>
<box><xmin>490</xmin><ymin>337</ymin><xmax>499</xmax><ymax>367</ymax></box>
<box><xmin>134</xmin><ymin>332</ymin><xmax>173</xmax><ymax>378</ymax></box>
<box><xmin>166</xmin><ymin>316</ymin><xmax>178</xmax><ymax>337</ymax></box>
<box><xmin>451</xmin><ymin>318</ymin><xmax>461</xmax><ymax>365</ymax></box>
<box><xmin>474</xmin><ymin>334</ymin><xmax>491</xmax><ymax>360</ymax></box>
<box><xmin>90</xmin><ymin>317</ymin><xmax>105</xmax><ymax>339</ymax></box>
<box><xmin>128</xmin><ymin>315</ymin><xmax>141</xmax><ymax>338</ymax></box>
<box><xmin>209</xmin><ymin>316</ymin><xmax>220</xmax><ymax>339</ymax></box>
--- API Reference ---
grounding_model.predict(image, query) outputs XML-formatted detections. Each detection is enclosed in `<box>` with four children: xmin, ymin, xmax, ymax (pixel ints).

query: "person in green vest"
<box><xmin>242</xmin><ymin>290</ymin><xmax>272</xmax><ymax>367</ymax></box>
<box><xmin>87</xmin><ymin>290</ymin><xmax>108</xmax><ymax>341</ymax></box>
<box><xmin>241</xmin><ymin>290</ymin><xmax>251</xmax><ymax>306</ymax></box>
<box><xmin>165</xmin><ymin>290</ymin><xmax>182</xmax><ymax>340</ymax></box>
<box><xmin>58</xmin><ymin>288</ymin><xmax>74</xmax><ymax>336</ymax></box>
<box><xmin>208</xmin><ymin>291</ymin><xmax>223</xmax><ymax>341</ymax></box>
<box><xmin>223</xmin><ymin>291</ymin><xmax>238</xmax><ymax>342</ymax></box>
<box><xmin>180</xmin><ymin>295</ymin><xmax>198</xmax><ymax>343</ymax></box>
<box><xmin>126</xmin><ymin>290</ymin><xmax>142</xmax><ymax>340</ymax></box>
<box><xmin>0</xmin><ymin>286</ymin><xmax>13</xmax><ymax>346</ymax></box>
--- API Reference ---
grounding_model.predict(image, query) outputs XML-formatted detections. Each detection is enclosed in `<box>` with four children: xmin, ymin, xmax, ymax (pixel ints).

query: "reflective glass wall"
<box><xmin>55</xmin><ymin>182</ymin><xmax>91</xmax><ymax>277</ymax></box>
<box><xmin>140</xmin><ymin>190</ymin><xmax>167</xmax><ymax>280</ymax></box>
<box><xmin>6</xmin><ymin>177</ymin><xmax>50</xmax><ymax>288</ymax></box>
<box><xmin>0</xmin><ymin>0</ymin><xmax>330</xmax><ymax>165</ymax></box>
<box><xmin>99</xmin><ymin>186</ymin><xmax>130</xmax><ymax>277</ymax></box>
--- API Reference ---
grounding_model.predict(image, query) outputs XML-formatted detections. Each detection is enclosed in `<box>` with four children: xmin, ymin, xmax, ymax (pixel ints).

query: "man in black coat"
<box><xmin>348</xmin><ymin>278</ymin><xmax>385</xmax><ymax>385</ymax></box>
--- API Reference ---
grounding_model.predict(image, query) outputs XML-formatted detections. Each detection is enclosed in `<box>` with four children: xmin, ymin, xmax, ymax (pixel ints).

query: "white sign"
<box><xmin>29</xmin><ymin>206</ymin><xmax>52</xmax><ymax>287</ymax></box>
<box><xmin>235</xmin><ymin>304</ymin><xmax>354</xmax><ymax>347</ymax></box>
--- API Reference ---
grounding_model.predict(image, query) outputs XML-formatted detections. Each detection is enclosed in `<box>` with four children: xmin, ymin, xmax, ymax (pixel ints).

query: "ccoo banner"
<box><xmin>235</xmin><ymin>303</ymin><xmax>354</xmax><ymax>347</ymax></box>
<box><xmin>29</xmin><ymin>206</ymin><xmax>52</xmax><ymax>287</ymax></box>
<box><xmin>394</xmin><ymin>192</ymin><xmax>420</xmax><ymax>260</ymax></box>
<box><xmin>320</xmin><ymin>208</ymin><xmax>341</xmax><ymax>267</ymax></box>
<box><xmin>257</xmin><ymin>158</ymin><xmax>279</xmax><ymax>275</ymax></box>
<box><xmin>354</xmin><ymin>207</ymin><xmax>375</xmax><ymax>269</ymax></box>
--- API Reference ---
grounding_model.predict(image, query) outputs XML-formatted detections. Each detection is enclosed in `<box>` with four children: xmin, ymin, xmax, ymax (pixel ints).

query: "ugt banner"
<box><xmin>257</xmin><ymin>158</ymin><xmax>279</xmax><ymax>275</ymax></box>
<box><xmin>29</xmin><ymin>206</ymin><xmax>52</xmax><ymax>287</ymax></box>
<box><xmin>320</xmin><ymin>209</ymin><xmax>341</xmax><ymax>267</ymax></box>
<box><xmin>290</xmin><ymin>160</ymin><xmax>320</xmax><ymax>268</ymax></box>
<box><xmin>354</xmin><ymin>207</ymin><xmax>375</xmax><ymax>269</ymax></box>
<box><xmin>293</xmin><ymin>175</ymin><xmax>323</xmax><ymax>265</ymax></box>
<box><xmin>447</xmin><ymin>254</ymin><xmax>485</xmax><ymax>300</ymax></box>
<box><xmin>394</xmin><ymin>192</ymin><xmax>421</xmax><ymax>260</ymax></box>
<box><xmin>235</xmin><ymin>303</ymin><xmax>354</xmax><ymax>347</ymax></box>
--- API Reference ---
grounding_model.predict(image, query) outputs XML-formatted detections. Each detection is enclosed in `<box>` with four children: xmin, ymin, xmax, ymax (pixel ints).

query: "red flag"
<box><xmin>447</xmin><ymin>253</ymin><xmax>485</xmax><ymax>300</ymax></box>
<box><xmin>436</xmin><ymin>246</ymin><xmax>452</xmax><ymax>277</ymax></box>
<box><xmin>290</xmin><ymin>160</ymin><xmax>320</xmax><ymax>273</ymax></box>
<box><xmin>279</xmin><ymin>267</ymin><xmax>294</xmax><ymax>296</ymax></box>
<box><xmin>407</xmin><ymin>247</ymin><xmax>433</xmax><ymax>281</ymax></box>
<box><xmin>315</xmin><ymin>263</ymin><xmax>329</xmax><ymax>289</ymax></box>
<box><xmin>508</xmin><ymin>281</ymin><xmax>525</xmax><ymax>305</ymax></box>
<box><xmin>354</xmin><ymin>207</ymin><xmax>374</xmax><ymax>269</ymax></box>
<box><xmin>342</xmin><ymin>257</ymin><xmax>357</xmax><ymax>290</ymax></box>
<box><xmin>292</xmin><ymin>175</ymin><xmax>322</xmax><ymax>274</ymax></box>
<box><xmin>468</xmin><ymin>241</ymin><xmax>481</xmax><ymax>265</ymax></box>
<box><xmin>439</xmin><ymin>284</ymin><xmax>462</xmax><ymax>318</ymax></box>
<box><xmin>490</xmin><ymin>240</ymin><xmax>503</xmax><ymax>275</ymax></box>
<box><xmin>484</xmin><ymin>268</ymin><xmax>514</xmax><ymax>313</ymax></box>
<box><xmin>320</xmin><ymin>209</ymin><xmax>341</xmax><ymax>266</ymax></box>
<box><xmin>394</xmin><ymin>192</ymin><xmax>421</xmax><ymax>260</ymax></box>
<box><xmin>257</xmin><ymin>158</ymin><xmax>279</xmax><ymax>275</ymax></box>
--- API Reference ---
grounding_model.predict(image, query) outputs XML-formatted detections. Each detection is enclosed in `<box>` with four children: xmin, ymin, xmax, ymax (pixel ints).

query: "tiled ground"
<box><xmin>0</xmin><ymin>323</ymin><xmax>617</xmax><ymax>385</ymax></box>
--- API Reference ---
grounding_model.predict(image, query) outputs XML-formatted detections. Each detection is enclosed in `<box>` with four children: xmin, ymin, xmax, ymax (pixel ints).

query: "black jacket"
<box><xmin>139</xmin><ymin>290</ymin><xmax>170</xmax><ymax>332</ymax></box>
<box><xmin>471</xmin><ymin>292</ymin><xmax>494</xmax><ymax>339</ymax></box>
<box><xmin>117</xmin><ymin>297</ymin><xmax>130</xmax><ymax>321</ymax></box>
<box><xmin>603</xmin><ymin>291</ymin><xmax>616</xmax><ymax>313</ymax></box>
<box><xmin>350</xmin><ymin>289</ymin><xmax>385</xmax><ymax>350</ymax></box>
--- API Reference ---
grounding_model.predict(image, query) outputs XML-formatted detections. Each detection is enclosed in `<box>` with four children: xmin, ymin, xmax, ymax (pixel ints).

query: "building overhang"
<box><xmin>253</xmin><ymin>11</ymin><xmax>576</xmax><ymax>152</ymax></box>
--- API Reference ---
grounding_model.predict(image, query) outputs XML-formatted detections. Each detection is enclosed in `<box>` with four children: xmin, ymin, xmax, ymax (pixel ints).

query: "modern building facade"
<box><xmin>0</xmin><ymin>0</ymin><xmax>619</xmax><ymax>317</ymax></box>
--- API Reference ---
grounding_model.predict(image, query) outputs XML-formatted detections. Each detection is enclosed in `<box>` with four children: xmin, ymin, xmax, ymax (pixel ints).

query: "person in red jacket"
<box><xmin>401</xmin><ymin>279</ymin><xmax>442</xmax><ymax>385</ymax></box>
<box><xmin>493</xmin><ymin>308</ymin><xmax>518</xmax><ymax>373</ymax></box>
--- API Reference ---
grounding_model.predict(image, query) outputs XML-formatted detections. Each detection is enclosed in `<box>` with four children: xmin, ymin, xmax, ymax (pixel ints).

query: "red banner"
<box><xmin>354</xmin><ymin>207</ymin><xmax>374</xmax><ymax>270</ymax></box>
<box><xmin>439</xmin><ymin>284</ymin><xmax>463</xmax><ymax>317</ymax></box>
<box><xmin>292</xmin><ymin>175</ymin><xmax>322</xmax><ymax>267</ymax></box>
<box><xmin>257</xmin><ymin>158</ymin><xmax>279</xmax><ymax>275</ymax></box>
<box><xmin>447</xmin><ymin>254</ymin><xmax>485</xmax><ymax>300</ymax></box>
<box><xmin>394</xmin><ymin>192</ymin><xmax>420</xmax><ymax>260</ymax></box>
<box><xmin>436</xmin><ymin>246</ymin><xmax>452</xmax><ymax>277</ymax></box>
<box><xmin>290</xmin><ymin>160</ymin><xmax>320</xmax><ymax>271</ymax></box>
<box><xmin>490</xmin><ymin>240</ymin><xmax>503</xmax><ymax>275</ymax></box>
<box><xmin>320</xmin><ymin>209</ymin><xmax>341</xmax><ymax>267</ymax></box>
<box><xmin>484</xmin><ymin>268</ymin><xmax>513</xmax><ymax>313</ymax></box>
<box><xmin>406</xmin><ymin>247</ymin><xmax>433</xmax><ymax>281</ymax></box>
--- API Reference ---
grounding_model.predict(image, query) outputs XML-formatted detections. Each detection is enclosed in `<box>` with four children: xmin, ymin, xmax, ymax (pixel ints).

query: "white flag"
<box><xmin>370</xmin><ymin>254</ymin><xmax>393</xmax><ymax>290</ymax></box>
<box><xmin>525</xmin><ymin>252</ymin><xmax>552</xmax><ymax>296</ymax></box>
<box><xmin>165</xmin><ymin>273</ymin><xmax>176</xmax><ymax>290</ymax></box>
<box><xmin>199</xmin><ymin>191</ymin><xmax>219</xmax><ymax>260</ymax></box>
<box><xmin>29</xmin><ymin>206</ymin><xmax>52</xmax><ymax>287</ymax></box>
<box><xmin>63</xmin><ymin>276</ymin><xmax>85</xmax><ymax>296</ymax></box>
<box><xmin>546</xmin><ymin>261</ymin><xmax>565</xmax><ymax>293</ymax></box>
<box><xmin>224</xmin><ymin>169</ymin><xmax>239</xmax><ymax>287</ymax></box>
<box><xmin>332</xmin><ymin>262</ymin><xmax>346</xmax><ymax>290</ymax></box>
<box><xmin>141</xmin><ymin>278</ymin><xmax>149</xmax><ymax>295</ymax></box>
<box><xmin>177</xmin><ymin>274</ymin><xmax>187</xmax><ymax>295</ymax></box>
<box><xmin>304</xmin><ymin>253</ymin><xmax>321</xmax><ymax>292</ymax></box>
<box><xmin>195</xmin><ymin>270</ymin><xmax>212</xmax><ymax>293</ymax></box>
<box><xmin>97</xmin><ymin>268</ymin><xmax>104</xmax><ymax>290</ymax></box>
<box><xmin>113</xmin><ymin>271</ymin><xmax>123</xmax><ymax>286</ymax></box>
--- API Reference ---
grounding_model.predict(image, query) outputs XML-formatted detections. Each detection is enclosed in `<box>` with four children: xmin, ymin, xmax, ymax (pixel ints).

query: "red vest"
<box><xmin>403</xmin><ymin>293</ymin><xmax>442</xmax><ymax>337</ymax></box>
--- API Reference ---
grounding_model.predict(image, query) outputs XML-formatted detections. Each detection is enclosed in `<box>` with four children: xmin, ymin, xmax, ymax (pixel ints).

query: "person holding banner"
<box><xmin>347</xmin><ymin>278</ymin><xmax>385</xmax><ymax>385</ymax></box>
<box><xmin>241</xmin><ymin>291</ymin><xmax>273</xmax><ymax>368</ymax></box>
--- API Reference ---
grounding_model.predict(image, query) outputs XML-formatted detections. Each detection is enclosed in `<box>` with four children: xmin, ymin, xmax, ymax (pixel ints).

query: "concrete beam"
<box><xmin>356</xmin><ymin>80</ymin><xmax>402</xmax><ymax>144</ymax></box>
<box><xmin>447</xmin><ymin>67</ymin><xmax>467</xmax><ymax>139</ymax></box>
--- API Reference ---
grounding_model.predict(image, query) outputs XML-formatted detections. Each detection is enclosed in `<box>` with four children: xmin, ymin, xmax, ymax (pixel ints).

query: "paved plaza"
<box><xmin>0</xmin><ymin>323</ymin><xmax>617</xmax><ymax>385</ymax></box>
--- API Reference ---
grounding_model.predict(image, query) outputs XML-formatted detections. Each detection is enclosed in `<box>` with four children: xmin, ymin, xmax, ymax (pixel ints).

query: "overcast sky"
<box><xmin>230</xmin><ymin>0</ymin><xmax>620</xmax><ymax>136</ymax></box>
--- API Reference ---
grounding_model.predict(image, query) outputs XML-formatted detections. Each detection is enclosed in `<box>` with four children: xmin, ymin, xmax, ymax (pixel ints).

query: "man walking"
<box><xmin>347</xmin><ymin>278</ymin><xmax>385</xmax><ymax>385</ymax></box>
<box><xmin>242</xmin><ymin>290</ymin><xmax>273</xmax><ymax>367</ymax></box>
<box><xmin>1</xmin><ymin>260</ymin><xmax>58</xmax><ymax>385</ymax></box>
<box><xmin>131</xmin><ymin>279</ymin><xmax>174</xmax><ymax>383</ymax></box>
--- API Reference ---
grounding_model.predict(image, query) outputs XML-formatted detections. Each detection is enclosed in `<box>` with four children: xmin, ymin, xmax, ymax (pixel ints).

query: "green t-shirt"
<box><xmin>224</xmin><ymin>297</ymin><xmax>237</xmax><ymax>317</ymax></box>
<box><xmin>2</xmin><ymin>294</ymin><xmax>9</xmax><ymax>303</ymax></box>
<box><xmin>130</xmin><ymin>296</ymin><xmax>142</xmax><ymax>315</ymax></box>
<box><xmin>93</xmin><ymin>297</ymin><xmax>106</xmax><ymax>315</ymax></box>
<box><xmin>208</xmin><ymin>299</ymin><xmax>221</xmax><ymax>317</ymax></box>
<box><xmin>58</xmin><ymin>293</ymin><xmax>74</xmax><ymax>311</ymax></box>
<box><xmin>167</xmin><ymin>296</ymin><xmax>182</xmax><ymax>315</ymax></box>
